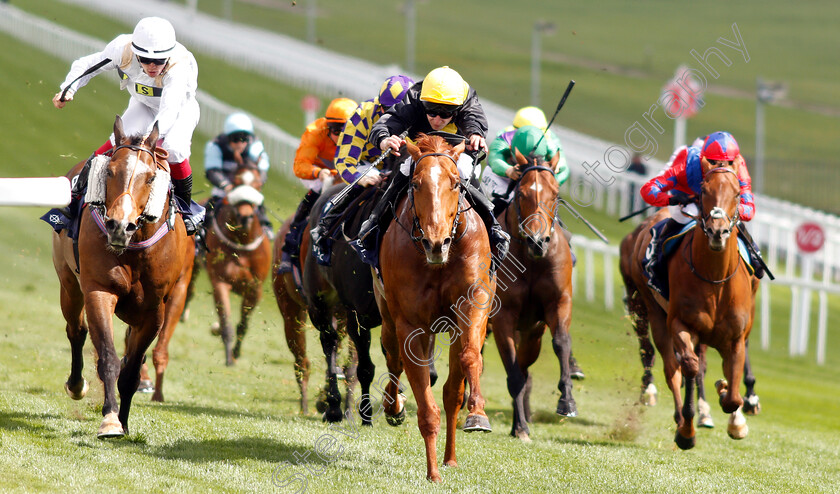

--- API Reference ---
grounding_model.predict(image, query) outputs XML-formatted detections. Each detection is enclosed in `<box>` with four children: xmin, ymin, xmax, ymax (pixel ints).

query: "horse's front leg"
<box><xmin>151</xmin><ymin>266</ymin><xmax>191</xmax><ymax>403</ymax></box>
<box><xmin>313</xmin><ymin>307</ymin><xmax>343</xmax><ymax>423</ymax></box>
<box><xmin>233</xmin><ymin>279</ymin><xmax>263</xmax><ymax>360</ymax></box>
<box><xmin>648</xmin><ymin>309</ymin><xmax>683</xmax><ymax>433</ymax></box>
<box><xmin>670</xmin><ymin>318</ymin><xmax>698</xmax><ymax>449</ymax></box>
<box><xmin>346</xmin><ymin>316</ymin><xmax>374</xmax><ymax>425</ymax></box>
<box><xmin>742</xmin><ymin>340</ymin><xmax>760</xmax><ymax>415</ymax></box>
<box><xmin>547</xmin><ymin>292</ymin><xmax>576</xmax><ymax>417</ymax></box>
<box><xmin>457</xmin><ymin>306</ymin><xmax>491</xmax><ymax>434</ymax></box>
<box><xmin>118</xmin><ymin>310</ymin><xmax>164</xmax><ymax>435</ymax></box>
<box><xmin>85</xmin><ymin>290</ymin><xmax>122</xmax><ymax>438</ymax></box>
<box><xmin>716</xmin><ymin>336</ymin><xmax>748</xmax><ymax>439</ymax></box>
<box><xmin>378</xmin><ymin>304</ymin><xmax>407</xmax><ymax>426</ymax></box>
<box><xmin>491</xmin><ymin>310</ymin><xmax>530</xmax><ymax>440</ymax></box>
<box><xmin>397</xmin><ymin>321</ymin><xmax>441</xmax><ymax>482</ymax></box>
<box><xmin>211</xmin><ymin>281</ymin><xmax>235</xmax><ymax>366</ymax></box>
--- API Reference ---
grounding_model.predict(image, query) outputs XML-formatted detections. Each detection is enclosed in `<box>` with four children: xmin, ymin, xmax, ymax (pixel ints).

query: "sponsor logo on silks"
<box><xmin>117</xmin><ymin>68</ymin><xmax>129</xmax><ymax>80</ymax></box>
<box><xmin>134</xmin><ymin>83</ymin><xmax>162</xmax><ymax>97</ymax></box>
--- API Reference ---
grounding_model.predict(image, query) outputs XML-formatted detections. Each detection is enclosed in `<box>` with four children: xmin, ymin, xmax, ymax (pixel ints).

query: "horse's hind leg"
<box><xmin>741</xmin><ymin>341</ymin><xmax>760</xmax><ymax>415</ymax></box>
<box><xmin>671</xmin><ymin>320</ymin><xmax>699</xmax><ymax>449</ymax></box>
<box><xmin>626</xmin><ymin>290</ymin><xmax>657</xmax><ymax>405</ymax></box>
<box><xmin>379</xmin><ymin>306</ymin><xmax>407</xmax><ymax>426</ymax></box>
<box><xmin>512</xmin><ymin>329</ymin><xmax>543</xmax><ymax>441</ymax></box>
<box><xmin>346</xmin><ymin>316</ymin><xmax>376</xmax><ymax>425</ymax></box>
<box><xmin>716</xmin><ymin>337</ymin><xmax>749</xmax><ymax>439</ymax></box>
<box><xmin>492</xmin><ymin>311</ymin><xmax>530</xmax><ymax>440</ymax></box>
<box><xmin>276</xmin><ymin>282</ymin><xmax>310</xmax><ymax>414</ymax></box>
<box><xmin>233</xmin><ymin>281</ymin><xmax>262</xmax><ymax>360</ymax></box>
<box><xmin>150</xmin><ymin>266</ymin><xmax>191</xmax><ymax>403</ymax></box>
<box><xmin>124</xmin><ymin>326</ymin><xmax>154</xmax><ymax>394</ymax></box>
<box><xmin>60</xmin><ymin>275</ymin><xmax>88</xmax><ymax>400</ymax></box>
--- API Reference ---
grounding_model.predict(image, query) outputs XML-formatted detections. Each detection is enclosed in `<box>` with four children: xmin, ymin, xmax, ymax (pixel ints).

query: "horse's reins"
<box><xmin>399</xmin><ymin>152</ymin><xmax>468</xmax><ymax>247</ymax></box>
<box><xmin>681</xmin><ymin>166</ymin><xmax>743</xmax><ymax>284</ymax></box>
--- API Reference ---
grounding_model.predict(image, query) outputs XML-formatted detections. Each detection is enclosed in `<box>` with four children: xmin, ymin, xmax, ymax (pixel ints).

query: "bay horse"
<box><xmin>619</xmin><ymin>157</ymin><xmax>759</xmax><ymax>449</ymax></box>
<box><xmin>491</xmin><ymin>148</ymin><xmax>576</xmax><ymax>442</ymax></box>
<box><xmin>375</xmin><ymin>135</ymin><xmax>494</xmax><ymax>482</ymax></box>
<box><xmin>271</xmin><ymin>213</ymin><xmax>357</xmax><ymax>416</ymax></box>
<box><xmin>52</xmin><ymin>116</ymin><xmax>192</xmax><ymax>437</ymax></box>
<box><xmin>302</xmin><ymin>183</ymin><xmax>384</xmax><ymax>424</ymax></box>
<box><xmin>204</xmin><ymin>161</ymin><xmax>272</xmax><ymax>366</ymax></box>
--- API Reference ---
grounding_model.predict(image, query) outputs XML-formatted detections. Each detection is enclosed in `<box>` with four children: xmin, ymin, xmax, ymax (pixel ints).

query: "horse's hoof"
<box><xmin>674</xmin><ymin>431</ymin><xmax>696</xmax><ymax>450</ymax></box>
<box><xmin>556</xmin><ymin>399</ymin><xmax>577</xmax><ymax>417</ymax></box>
<box><xmin>463</xmin><ymin>413</ymin><xmax>492</xmax><ymax>433</ymax></box>
<box><xmin>384</xmin><ymin>393</ymin><xmax>407</xmax><ymax>426</ymax></box>
<box><xmin>210</xmin><ymin>322</ymin><xmax>221</xmax><ymax>336</ymax></box>
<box><xmin>315</xmin><ymin>399</ymin><xmax>328</xmax><ymax>414</ymax></box>
<box><xmin>322</xmin><ymin>408</ymin><xmax>344</xmax><ymax>423</ymax></box>
<box><xmin>64</xmin><ymin>379</ymin><xmax>88</xmax><ymax>400</ymax></box>
<box><xmin>743</xmin><ymin>394</ymin><xmax>761</xmax><ymax>415</ymax></box>
<box><xmin>727</xmin><ymin>408</ymin><xmax>748</xmax><ymax>439</ymax></box>
<box><xmin>97</xmin><ymin>413</ymin><xmax>125</xmax><ymax>439</ymax></box>
<box><xmin>641</xmin><ymin>383</ymin><xmax>657</xmax><ymax>406</ymax></box>
<box><xmin>697</xmin><ymin>397</ymin><xmax>714</xmax><ymax>428</ymax></box>
<box><xmin>570</xmin><ymin>370</ymin><xmax>585</xmax><ymax>380</ymax></box>
<box><xmin>180</xmin><ymin>307</ymin><xmax>190</xmax><ymax>322</ymax></box>
<box><xmin>137</xmin><ymin>379</ymin><xmax>155</xmax><ymax>394</ymax></box>
<box><xmin>512</xmin><ymin>429</ymin><xmax>532</xmax><ymax>443</ymax></box>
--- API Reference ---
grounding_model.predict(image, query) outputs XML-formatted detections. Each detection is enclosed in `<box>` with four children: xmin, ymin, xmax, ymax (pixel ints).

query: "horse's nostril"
<box><xmin>105</xmin><ymin>219</ymin><xmax>118</xmax><ymax>231</ymax></box>
<box><xmin>125</xmin><ymin>223</ymin><xmax>138</xmax><ymax>234</ymax></box>
<box><xmin>442</xmin><ymin>237</ymin><xmax>452</xmax><ymax>247</ymax></box>
<box><xmin>421</xmin><ymin>239</ymin><xmax>432</xmax><ymax>252</ymax></box>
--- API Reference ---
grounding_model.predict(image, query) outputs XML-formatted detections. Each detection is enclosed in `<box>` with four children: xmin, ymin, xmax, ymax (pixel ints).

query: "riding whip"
<box><xmin>557</xmin><ymin>198</ymin><xmax>609</xmax><ymax>243</ymax></box>
<box><xmin>619</xmin><ymin>205</ymin><xmax>652</xmax><ymax>222</ymax></box>
<box><xmin>736</xmin><ymin>220</ymin><xmax>775</xmax><ymax>280</ymax></box>
<box><xmin>331</xmin><ymin>129</ymin><xmax>409</xmax><ymax>205</ymax></box>
<box><xmin>531</xmin><ymin>80</ymin><xmax>575</xmax><ymax>154</ymax></box>
<box><xmin>59</xmin><ymin>58</ymin><xmax>112</xmax><ymax>102</ymax></box>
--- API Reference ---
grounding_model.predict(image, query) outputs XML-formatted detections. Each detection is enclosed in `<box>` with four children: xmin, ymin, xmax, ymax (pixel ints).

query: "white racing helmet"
<box><xmin>223</xmin><ymin>112</ymin><xmax>255</xmax><ymax>136</ymax></box>
<box><xmin>131</xmin><ymin>17</ymin><xmax>176</xmax><ymax>58</ymax></box>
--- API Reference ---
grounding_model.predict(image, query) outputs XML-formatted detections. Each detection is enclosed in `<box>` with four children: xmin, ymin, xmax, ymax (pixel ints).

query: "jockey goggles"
<box><xmin>228</xmin><ymin>132</ymin><xmax>250</xmax><ymax>143</ymax></box>
<box><xmin>137</xmin><ymin>56</ymin><xmax>168</xmax><ymax>66</ymax></box>
<box><xmin>423</xmin><ymin>101</ymin><xmax>458</xmax><ymax>120</ymax></box>
<box><xmin>327</xmin><ymin>122</ymin><xmax>344</xmax><ymax>136</ymax></box>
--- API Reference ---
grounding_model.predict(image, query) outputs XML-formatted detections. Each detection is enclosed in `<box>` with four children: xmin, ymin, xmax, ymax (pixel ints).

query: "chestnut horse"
<box><xmin>52</xmin><ymin>116</ymin><xmax>193</xmax><ymax>437</ymax></box>
<box><xmin>271</xmin><ymin>215</ymin><xmax>310</xmax><ymax>414</ymax></box>
<box><xmin>204</xmin><ymin>162</ymin><xmax>271</xmax><ymax>366</ymax></box>
<box><xmin>375</xmin><ymin>135</ymin><xmax>494</xmax><ymax>482</ymax></box>
<box><xmin>619</xmin><ymin>158</ymin><xmax>759</xmax><ymax>449</ymax></box>
<box><xmin>491</xmin><ymin>150</ymin><xmax>576</xmax><ymax>442</ymax></box>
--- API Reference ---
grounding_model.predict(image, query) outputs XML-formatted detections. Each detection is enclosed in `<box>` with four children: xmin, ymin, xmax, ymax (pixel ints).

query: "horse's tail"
<box><xmin>618</xmin><ymin>226</ymin><xmax>649</xmax><ymax>336</ymax></box>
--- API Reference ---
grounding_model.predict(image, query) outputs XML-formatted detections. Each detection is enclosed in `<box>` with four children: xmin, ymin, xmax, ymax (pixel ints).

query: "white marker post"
<box><xmin>0</xmin><ymin>177</ymin><xmax>71</xmax><ymax>207</ymax></box>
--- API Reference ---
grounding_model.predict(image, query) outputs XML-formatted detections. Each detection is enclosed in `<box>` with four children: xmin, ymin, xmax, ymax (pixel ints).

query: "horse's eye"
<box><xmin>106</xmin><ymin>168</ymin><xmax>114</xmax><ymax>177</ymax></box>
<box><xmin>411</xmin><ymin>181</ymin><xmax>420</xmax><ymax>190</ymax></box>
<box><xmin>146</xmin><ymin>175</ymin><xmax>155</xmax><ymax>185</ymax></box>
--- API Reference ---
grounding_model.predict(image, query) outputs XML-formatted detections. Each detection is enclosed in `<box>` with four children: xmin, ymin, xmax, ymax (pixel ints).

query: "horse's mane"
<box><xmin>414</xmin><ymin>134</ymin><xmax>449</xmax><ymax>154</ymax></box>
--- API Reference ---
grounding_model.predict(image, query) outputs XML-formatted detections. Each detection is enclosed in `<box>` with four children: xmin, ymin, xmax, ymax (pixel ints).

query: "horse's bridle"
<box><xmin>400</xmin><ymin>152</ymin><xmax>467</xmax><ymax>246</ymax></box>
<box><xmin>680</xmin><ymin>166</ymin><xmax>742</xmax><ymax>284</ymax></box>
<box><xmin>99</xmin><ymin>143</ymin><xmax>170</xmax><ymax>227</ymax></box>
<box><xmin>510</xmin><ymin>164</ymin><xmax>557</xmax><ymax>241</ymax></box>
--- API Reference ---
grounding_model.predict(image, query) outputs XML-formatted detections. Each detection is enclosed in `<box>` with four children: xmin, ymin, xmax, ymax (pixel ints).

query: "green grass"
<box><xmin>2</xmin><ymin>11</ymin><xmax>840</xmax><ymax>494</ymax></box>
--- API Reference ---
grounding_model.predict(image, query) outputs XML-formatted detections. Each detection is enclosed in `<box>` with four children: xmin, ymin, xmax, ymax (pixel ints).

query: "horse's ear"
<box><xmin>113</xmin><ymin>115</ymin><xmax>125</xmax><ymax>144</ymax></box>
<box><xmin>453</xmin><ymin>140</ymin><xmax>466</xmax><ymax>156</ymax></box>
<box><xmin>549</xmin><ymin>151</ymin><xmax>561</xmax><ymax>173</ymax></box>
<box><xmin>513</xmin><ymin>147</ymin><xmax>529</xmax><ymax>166</ymax></box>
<box><xmin>405</xmin><ymin>140</ymin><xmax>421</xmax><ymax>161</ymax></box>
<box><xmin>146</xmin><ymin>121</ymin><xmax>160</xmax><ymax>151</ymax></box>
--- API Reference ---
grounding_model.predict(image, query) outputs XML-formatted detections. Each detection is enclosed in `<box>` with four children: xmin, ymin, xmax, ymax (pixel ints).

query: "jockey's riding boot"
<box><xmin>257</xmin><ymin>204</ymin><xmax>275</xmax><ymax>241</ymax></box>
<box><xmin>173</xmin><ymin>175</ymin><xmax>196</xmax><ymax>235</ymax></box>
<box><xmin>645</xmin><ymin>217</ymin><xmax>681</xmax><ymax>282</ymax></box>
<box><xmin>281</xmin><ymin>190</ymin><xmax>320</xmax><ymax>256</ymax></box>
<box><xmin>311</xmin><ymin>185</ymin><xmax>362</xmax><ymax>251</ymax></box>
<box><xmin>61</xmin><ymin>154</ymin><xmax>95</xmax><ymax>219</ymax></box>
<box><xmin>466</xmin><ymin>181</ymin><xmax>510</xmax><ymax>262</ymax></box>
<box><xmin>352</xmin><ymin>172</ymin><xmax>409</xmax><ymax>261</ymax></box>
<box><xmin>737</xmin><ymin>228</ymin><xmax>765</xmax><ymax>279</ymax></box>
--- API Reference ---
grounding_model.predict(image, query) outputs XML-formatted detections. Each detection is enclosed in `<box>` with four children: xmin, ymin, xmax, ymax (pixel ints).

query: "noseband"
<box><xmin>693</xmin><ymin>167</ymin><xmax>740</xmax><ymax>239</ymax></box>
<box><xmin>403</xmin><ymin>152</ymin><xmax>467</xmax><ymax>246</ymax></box>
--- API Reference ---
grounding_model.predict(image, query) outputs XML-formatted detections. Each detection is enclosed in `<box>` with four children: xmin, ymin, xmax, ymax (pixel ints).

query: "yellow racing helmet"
<box><xmin>419</xmin><ymin>66</ymin><xmax>469</xmax><ymax>106</ymax></box>
<box><xmin>513</xmin><ymin>106</ymin><xmax>548</xmax><ymax>130</ymax></box>
<box><xmin>325</xmin><ymin>97</ymin><xmax>358</xmax><ymax>123</ymax></box>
